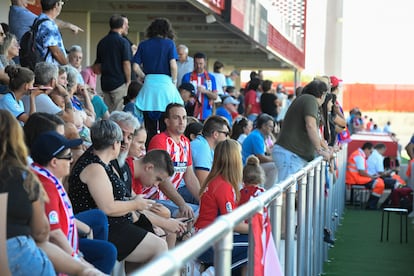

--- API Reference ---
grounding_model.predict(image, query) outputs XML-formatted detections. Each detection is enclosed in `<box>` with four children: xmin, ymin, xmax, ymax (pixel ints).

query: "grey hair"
<box><xmin>109</xmin><ymin>111</ymin><xmax>140</xmax><ymax>132</ymax></box>
<box><xmin>34</xmin><ymin>62</ymin><xmax>58</xmax><ymax>86</ymax></box>
<box><xmin>64</xmin><ymin>65</ymin><xmax>79</xmax><ymax>92</ymax></box>
<box><xmin>68</xmin><ymin>45</ymin><xmax>82</xmax><ymax>54</ymax></box>
<box><xmin>90</xmin><ymin>120</ymin><xmax>123</xmax><ymax>150</ymax></box>
<box><xmin>0</xmin><ymin>33</ymin><xmax>17</xmax><ymax>56</ymax></box>
<box><xmin>177</xmin><ymin>44</ymin><xmax>189</xmax><ymax>54</ymax></box>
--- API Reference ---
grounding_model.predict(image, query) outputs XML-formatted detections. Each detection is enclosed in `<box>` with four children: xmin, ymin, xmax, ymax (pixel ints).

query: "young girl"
<box><xmin>0</xmin><ymin>65</ymin><xmax>42</xmax><ymax>124</ymax></box>
<box><xmin>239</xmin><ymin>155</ymin><xmax>266</xmax><ymax>205</ymax></box>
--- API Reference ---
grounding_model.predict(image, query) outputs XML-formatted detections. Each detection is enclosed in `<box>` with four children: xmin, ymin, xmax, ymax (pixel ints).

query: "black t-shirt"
<box><xmin>260</xmin><ymin>92</ymin><xmax>278</xmax><ymax>117</ymax></box>
<box><xmin>0</xmin><ymin>167</ymin><xmax>39</xmax><ymax>238</ymax></box>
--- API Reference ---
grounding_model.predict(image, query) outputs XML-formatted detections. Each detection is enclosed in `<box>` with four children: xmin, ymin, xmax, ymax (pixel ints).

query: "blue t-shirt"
<box><xmin>0</xmin><ymin>92</ymin><xmax>25</xmax><ymax>120</ymax></box>
<box><xmin>8</xmin><ymin>5</ymin><xmax>37</xmax><ymax>42</ymax></box>
<box><xmin>96</xmin><ymin>32</ymin><xmax>132</xmax><ymax>91</ymax></box>
<box><xmin>215</xmin><ymin>106</ymin><xmax>233</xmax><ymax>127</ymax></box>
<box><xmin>133</xmin><ymin>37</ymin><xmax>178</xmax><ymax>75</ymax></box>
<box><xmin>35</xmin><ymin>14</ymin><xmax>66</xmax><ymax>65</ymax></box>
<box><xmin>242</xmin><ymin>129</ymin><xmax>265</xmax><ymax>164</ymax></box>
<box><xmin>123</xmin><ymin>102</ymin><xmax>144</xmax><ymax>124</ymax></box>
<box><xmin>190</xmin><ymin>135</ymin><xmax>214</xmax><ymax>172</ymax></box>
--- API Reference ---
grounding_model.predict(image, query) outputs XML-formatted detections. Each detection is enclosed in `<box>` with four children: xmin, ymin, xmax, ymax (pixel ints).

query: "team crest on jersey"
<box><xmin>48</xmin><ymin>211</ymin><xmax>59</xmax><ymax>224</ymax></box>
<box><xmin>225</xmin><ymin>202</ymin><xmax>233</xmax><ymax>213</ymax></box>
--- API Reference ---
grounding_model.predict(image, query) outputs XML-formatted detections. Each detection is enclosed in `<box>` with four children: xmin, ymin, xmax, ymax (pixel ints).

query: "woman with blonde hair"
<box><xmin>195</xmin><ymin>139</ymin><xmax>249</xmax><ymax>273</ymax></box>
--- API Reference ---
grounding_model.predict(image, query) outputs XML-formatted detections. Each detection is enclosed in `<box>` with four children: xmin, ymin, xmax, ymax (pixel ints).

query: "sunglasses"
<box><xmin>55</xmin><ymin>152</ymin><xmax>73</xmax><ymax>160</ymax></box>
<box><xmin>217</xmin><ymin>130</ymin><xmax>229</xmax><ymax>137</ymax></box>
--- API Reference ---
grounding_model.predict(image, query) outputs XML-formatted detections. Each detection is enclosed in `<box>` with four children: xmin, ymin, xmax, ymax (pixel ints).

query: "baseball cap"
<box><xmin>31</xmin><ymin>131</ymin><xmax>82</xmax><ymax>164</ymax></box>
<box><xmin>330</xmin><ymin>76</ymin><xmax>342</xmax><ymax>88</ymax></box>
<box><xmin>223</xmin><ymin>96</ymin><xmax>240</xmax><ymax>105</ymax></box>
<box><xmin>179</xmin><ymin>83</ymin><xmax>196</xmax><ymax>96</ymax></box>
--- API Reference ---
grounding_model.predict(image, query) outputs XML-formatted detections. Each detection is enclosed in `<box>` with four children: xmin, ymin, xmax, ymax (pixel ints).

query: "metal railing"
<box><xmin>132</xmin><ymin>145</ymin><xmax>348</xmax><ymax>276</ymax></box>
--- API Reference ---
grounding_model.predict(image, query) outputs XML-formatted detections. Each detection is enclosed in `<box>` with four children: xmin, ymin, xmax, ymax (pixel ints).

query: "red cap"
<box><xmin>330</xmin><ymin>76</ymin><xmax>342</xmax><ymax>87</ymax></box>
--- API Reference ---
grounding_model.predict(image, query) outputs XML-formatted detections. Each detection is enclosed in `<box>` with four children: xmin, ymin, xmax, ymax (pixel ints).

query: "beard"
<box><xmin>117</xmin><ymin>150</ymin><xmax>128</xmax><ymax>168</ymax></box>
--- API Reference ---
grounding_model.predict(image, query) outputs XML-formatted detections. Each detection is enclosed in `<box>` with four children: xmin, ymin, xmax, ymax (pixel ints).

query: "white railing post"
<box><xmin>214</xmin><ymin>230</ymin><xmax>233</xmax><ymax>276</ymax></box>
<box><xmin>306</xmin><ymin>167</ymin><xmax>315</xmax><ymax>276</ymax></box>
<box><xmin>285</xmin><ymin>177</ymin><xmax>297</xmax><ymax>276</ymax></box>
<box><xmin>297</xmin><ymin>171</ymin><xmax>307</xmax><ymax>276</ymax></box>
<box><xmin>248</xmin><ymin>218</ymin><xmax>255</xmax><ymax>276</ymax></box>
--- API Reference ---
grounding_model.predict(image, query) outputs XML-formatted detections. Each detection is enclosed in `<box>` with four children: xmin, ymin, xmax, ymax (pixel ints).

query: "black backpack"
<box><xmin>20</xmin><ymin>17</ymin><xmax>50</xmax><ymax>71</ymax></box>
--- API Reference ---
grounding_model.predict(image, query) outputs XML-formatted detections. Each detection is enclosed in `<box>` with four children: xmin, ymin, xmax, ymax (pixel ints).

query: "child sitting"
<box><xmin>240</xmin><ymin>155</ymin><xmax>266</xmax><ymax>205</ymax></box>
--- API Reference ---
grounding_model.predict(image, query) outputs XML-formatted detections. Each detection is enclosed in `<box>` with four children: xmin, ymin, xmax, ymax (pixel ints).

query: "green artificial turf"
<box><xmin>323</xmin><ymin>208</ymin><xmax>414</xmax><ymax>276</ymax></box>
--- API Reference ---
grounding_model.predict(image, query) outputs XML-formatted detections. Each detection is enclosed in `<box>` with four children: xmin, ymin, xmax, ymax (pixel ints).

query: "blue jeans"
<box><xmin>272</xmin><ymin>144</ymin><xmax>308</xmax><ymax>183</ymax></box>
<box><xmin>75</xmin><ymin>209</ymin><xmax>117</xmax><ymax>274</ymax></box>
<box><xmin>7</xmin><ymin>236</ymin><xmax>55</xmax><ymax>276</ymax></box>
<box><xmin>156</xmin><ymin>199</ymin><xmax>199</xmax><ymax>218</ymax></box>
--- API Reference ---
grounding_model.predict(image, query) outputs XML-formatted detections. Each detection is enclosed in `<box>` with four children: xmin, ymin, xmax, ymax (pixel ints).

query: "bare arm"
<box><xmin>183</xmin><ymin>165</ymin><xmax>200</xmax><ymax>202</ymax></box>
<box><xmin>405</xmin><ymin>142</ymin><xmax>414</xmax><ymax>160</ymax></box>
<box><xmin>122</xmin><ymin>60</ymin><xmax>131</xmax><ymax>86</ymax></box>
<box><xmin>48</xmin><ymin>45</ymin><xmax>68</xmax><ymax>65</ymax></box>
<box><xmin>49</xmin><ymin>229</ymin><xmax>74</xmax><ymax>255</ymax></box>
<box><xmin>305</xmin><ymin>115</ymin><xmax>330</xmax><ymax>160</ymax></box>
<box><xmin>194</xmin><ymin>169</ymin><xmax>209</xmax><ymax>186</ymax></box>
<box><xmin>170</xmin><ymin>59</ymin><xmax>177</xmax><ymax>84</ymax></box>
<box><xmin>132</xmin><ymin>63</ymin><xmax>145</xmax><ymax>79</ymax></box>
<box><xmin>30</xmin><ymin>198</ymin><xmax>50</xmax><ymax>243</ymax></box>
<box><xmin>80</xmin><ymin>164</ymin><xmax>153</xmax><ymax>216</ymax></box>
<box><xmin>234</xmin><ymin>221</ymin><xmax>249</xmax><ymax>234</ymax></box>
<box><xmin>158</xmin><ymin>179</ymin><xmax>194</xmax><ymax>218</ymax></box>
<box><xmin>0</xmin><ymin>193</ymin><xmax>11</xmax><ymax>276</ymax></box>
<box><xmin>55</xmin><ymin>19</ymin><xmax>84</xmax><ymax>34</ymax></box>
<box><xmin>197</xmin><ymin>85</ymin><xmax>218</xmax><ymax>100</ymax></box>
<box><xmin>255</xmin><ymin>153</ymin><xmax>273</xmax><ymax>163</ymax></box>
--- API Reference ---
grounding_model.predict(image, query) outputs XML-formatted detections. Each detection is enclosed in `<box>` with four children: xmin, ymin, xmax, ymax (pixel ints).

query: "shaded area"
<box><xmin>324</xmin><ymin>208</ymin><xmax>414</xmax><ymax>276</ymax></box>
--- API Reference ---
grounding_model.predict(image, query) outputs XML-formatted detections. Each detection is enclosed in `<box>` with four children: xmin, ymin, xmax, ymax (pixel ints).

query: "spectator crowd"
<box><xmin>2</xmin><ymin>1</ymin><xmax>408</xmax><ymax>275</ymax></box>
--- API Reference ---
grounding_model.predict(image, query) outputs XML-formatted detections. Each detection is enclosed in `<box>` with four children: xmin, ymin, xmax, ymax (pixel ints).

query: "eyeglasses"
<box><xmin>55</xmin><ymin>152</ymin><xmax>73</xmax><ymax>160</ymax></box>
<box><xmin>217</xmin><ymin>130</ymin><xmax>229</xmax><ymax>137</ymax></box>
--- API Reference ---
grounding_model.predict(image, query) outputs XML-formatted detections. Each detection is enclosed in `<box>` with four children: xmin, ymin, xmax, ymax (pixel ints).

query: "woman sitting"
<box><xmin>69</xmin><ymin>120</ymin><xmax>168</xmax><ymax>264</ymax></box>
<box><xmin>195</xmin><ymin>139</ymin><xmax>249</xmax><ymax>274</ymax></box>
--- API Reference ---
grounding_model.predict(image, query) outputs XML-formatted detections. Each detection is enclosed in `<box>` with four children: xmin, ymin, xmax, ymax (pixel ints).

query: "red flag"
<box><xmin>252</xmin><ymin>210</ymin><xmax>282</xmax><ymax>276</ymax></box>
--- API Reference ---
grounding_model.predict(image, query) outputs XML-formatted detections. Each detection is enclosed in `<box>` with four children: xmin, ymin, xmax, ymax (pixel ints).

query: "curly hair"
<box><xmin>145</xmin><ymin>18</ymin><xmax>175</xmax><ymax>40</ymax></box>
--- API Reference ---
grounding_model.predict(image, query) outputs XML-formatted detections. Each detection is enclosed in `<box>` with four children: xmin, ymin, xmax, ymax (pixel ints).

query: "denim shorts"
<box><xmin>7</xmin><ymin>236</ymin><xmax>55</xmax><ymax>276</ymax></box>
<box><xmin>272</xmin><ymin>144</ymin><xmax>308</xmax><ymax>183</ymax></box>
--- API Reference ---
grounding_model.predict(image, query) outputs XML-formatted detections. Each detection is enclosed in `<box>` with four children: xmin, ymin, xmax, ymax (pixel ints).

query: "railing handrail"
<box><xmin>132</xmin><ymin>156</ymin><xmax>325</xmax><ymax>276</ymax></box>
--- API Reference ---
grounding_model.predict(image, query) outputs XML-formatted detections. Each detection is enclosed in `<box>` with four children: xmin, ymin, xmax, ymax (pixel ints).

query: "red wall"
<box><xmin>343</xmin><ymin>84</ymin><xmax>414</xmax><ymax>112</ymax></box>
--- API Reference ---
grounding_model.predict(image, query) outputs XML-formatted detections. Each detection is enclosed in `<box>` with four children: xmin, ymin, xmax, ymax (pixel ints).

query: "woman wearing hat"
<box><xmin>30</xmin><ymin>131</ymin><xmax>117</xmax><ymax>274</ymax></box>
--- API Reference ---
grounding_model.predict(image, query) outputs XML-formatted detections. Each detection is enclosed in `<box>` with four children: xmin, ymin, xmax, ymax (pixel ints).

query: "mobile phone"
<box><xmin>182</xmin><ymin>217</ymin><xmax>194</xmax><ymax>223</ymax></box>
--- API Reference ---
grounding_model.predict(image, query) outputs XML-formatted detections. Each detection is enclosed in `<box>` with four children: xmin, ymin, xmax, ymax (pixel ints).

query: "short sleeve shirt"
<box><xmin>0</xmin><ymin>92</ymin><xmax>25</xmax><ymax>120</ymax></box>
<box><xmin>22</xmin><ymin>94</ymin><xmax>62</xmax><ymax>115</ymax></box>
<box><xmin>133</xmin><ymin>37</ymin><xmax>178</xmax><ymax>75</ymax></box>
<box><xmin>190</xmin><ymin>135</ymin><xmax>213</xmax><ymax>172</ymax></box>
<box><xmin>242</xmin><ymin>129</ymin><xmax>265</xmax><ymax>164</ymax></box>
<box><xmin>35</xmin><ymin>13</ymin><xmax>66</xmax><ymax>64</ymax></box>
<box><xmin>367</xmin><ymin>149</ymin><xmax>384</xmax><ymax>175</ymax></box>
<box><xmin>147</xmin><ymin>132</ymin><xmax>192</xmax><ymax>200</ymax></box>
<box><xmin>195</xmin><ymin>175</ymin><xmax>237</xmax><ymax>230</ymax></box>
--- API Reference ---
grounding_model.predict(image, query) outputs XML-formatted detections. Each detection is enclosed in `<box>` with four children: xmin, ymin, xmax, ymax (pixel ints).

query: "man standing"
<box><xmin>147</xmin><ymin>103</ymin><xmax>200</xmax><ymax>218</ymax></box>
<box><xmin>95</xmin><ymin>14</ymin><xmax>131</xmax><ymax>112</ymax></box>
<box><xmin>176</xmin><ymin>44</ymin><xmax>193</xmax><ymax>87</ymax></box>
<box><xmin>191</xmin><ymin>115</ymin><xmax>230</xmax><ymax>185</ymax></box>
<box><xmin>182</xmin><ymin>52</ymin><xmax>217</xmax><ymax>121</ymax></box>
<box><xmin>346</xmin><ymin>142</ymin><xmax>385</xmax><ymax>209</ymax></box>
<box><xmin>272</xmin><ymin>79</ymin><xmax>331</xmax><ymax>182</ymax></box>
<box><xmin>35</xmin><ymin>0</ymin><xmax>68</xmax><ymax>65</ymax></box>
